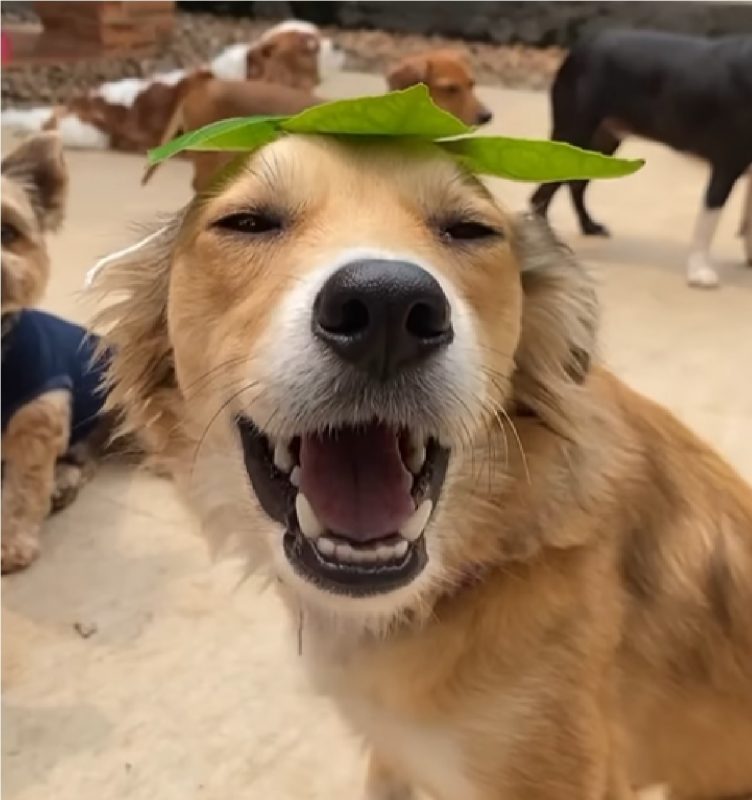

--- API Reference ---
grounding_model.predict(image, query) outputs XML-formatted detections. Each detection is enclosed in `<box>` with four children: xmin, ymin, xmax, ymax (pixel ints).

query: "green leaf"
<box><xmin>281</xmin><ymin>85</ymin><xmax>471</xmax><ymax>138</ymax></box>
<box><xmin>147</xmin><ymin>116</ymin><xmax>284</xmax><ymax>164</ymax></box>
<box><xmin>440</xmin><ymin>137</ymin><xmax>643</xmax><ymax>182</ymax></box>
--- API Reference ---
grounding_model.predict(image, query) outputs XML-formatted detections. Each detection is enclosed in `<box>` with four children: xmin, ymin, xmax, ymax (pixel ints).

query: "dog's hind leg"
<box><xmin>1</xmin><ymin>389</ymin><xmax>71</xmax><ymax>573</ymax></box>
<box><xmin>687</xmin><ymin>164</ymin><xmax>745</xmax><ymax>289</ymax></box>
<box><xmin>568</xmin><ymin>127</ymin><xmax>621</xmax><ymax>237</ymax></box>
<box><xmin>530</xmin><ymin>181</ymin><xmax>564</xmax><ymax>221</ymax></box>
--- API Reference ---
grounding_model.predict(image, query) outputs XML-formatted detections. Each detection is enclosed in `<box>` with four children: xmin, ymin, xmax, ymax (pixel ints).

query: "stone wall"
<box><xmin>182</xmin><ymin>1</ymin><xmax>752</xmax><ymax>46</ymax></box>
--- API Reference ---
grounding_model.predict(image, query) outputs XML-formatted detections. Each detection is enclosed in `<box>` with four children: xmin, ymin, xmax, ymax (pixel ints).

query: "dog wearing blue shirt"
<box><xmin>2</xmin><ymin>133</ymin><xmax>110</xmax><ymax>573</ymax></box>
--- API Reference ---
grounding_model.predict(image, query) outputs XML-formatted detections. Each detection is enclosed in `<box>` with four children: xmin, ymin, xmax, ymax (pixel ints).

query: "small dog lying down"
<box><xmin>1</xmin><ymin>134</ymin><xmax>110</xmax><ymax>573</ymax></box>
<box><xmin>531</xmin><ymin>30</ymin><xmax>752</xmax><ymax>288</ymax></box>
<box><xmin>93</xmin><ymin>134</ymin><xmax>752</xmax><ymax>798</ymax></box>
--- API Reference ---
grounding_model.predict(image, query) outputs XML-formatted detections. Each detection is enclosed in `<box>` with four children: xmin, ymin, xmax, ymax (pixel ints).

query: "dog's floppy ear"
<box><xmin>89</xmin><ymin>213</ymin><xmax>188</xmax><ymax>464</ymax></box>
<box><xmin>1</xmin><ymin>132</ymin><xmax>68</xmax><ymax>231</ymax></box>
<box><xmin>246</xmin><ymin>41</ymin><xmax>273</xmax><ymax>79</ymax></box>
<box><xmin>386</xmin><ymin>55</ymin><xmax>430</xmax><ymax>90</ymax></box>
<box><xmin>511</xmin><ymin>214</ymin><xmax>599</xmax><ymax>433</ymax></box>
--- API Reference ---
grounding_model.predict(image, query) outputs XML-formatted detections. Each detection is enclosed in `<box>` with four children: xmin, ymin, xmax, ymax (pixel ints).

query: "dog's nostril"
<box><xmin>320</xmin><ymin>297</ymin><xmax>370</xmax><ymax>336</ymax></box>
<box><xmin>406</xmin><ymin>300</ymin><xmax>450</xmax><ymax>340</ymax></box>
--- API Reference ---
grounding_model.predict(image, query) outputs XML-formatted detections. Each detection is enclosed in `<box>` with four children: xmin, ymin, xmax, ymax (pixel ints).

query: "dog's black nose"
<box><xmin>313</xmin><ymin>259</ymin><xmax>453</xmax><ymax>380</ymax></box>
<box><xmin>477</xmin><ymin>108</ymin><xmax>493</xmax><ymax>125</ymax></box>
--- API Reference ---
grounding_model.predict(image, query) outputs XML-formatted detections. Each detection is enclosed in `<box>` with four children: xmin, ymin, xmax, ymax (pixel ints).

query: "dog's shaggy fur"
<box><xmin>91</xmin><ymin>136</ymin><xmax>752</xmax><ymax>799</ymax></box>
<box><xmin>1</xmin><ymin>134</ymin><xmax>110</xmax><ymax>573</ymax></box>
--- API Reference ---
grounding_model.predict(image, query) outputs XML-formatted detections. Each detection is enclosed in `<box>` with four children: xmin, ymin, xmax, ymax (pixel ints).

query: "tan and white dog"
<box><xmin>3</xmin><ymin>20</ymin><xmax>344</xmax><ymax>153</ymax></box>
<box><xmin>90</xmin><ymin>135</ymin><xmax>752</xmax><ymax>799</ymax></box>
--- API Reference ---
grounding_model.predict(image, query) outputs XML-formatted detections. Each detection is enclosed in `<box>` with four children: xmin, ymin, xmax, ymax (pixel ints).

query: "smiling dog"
<box><xmin>93</xmin><ymin>135</ymin><xmax>752</xmax><ymax>799</ymax></box>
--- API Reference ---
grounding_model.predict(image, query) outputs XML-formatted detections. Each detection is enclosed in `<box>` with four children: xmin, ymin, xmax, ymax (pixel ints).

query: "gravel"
<box><xmin>2</xmin><ymin>10</ymin><xmax>563</xmax><ymax>108</ymax></box>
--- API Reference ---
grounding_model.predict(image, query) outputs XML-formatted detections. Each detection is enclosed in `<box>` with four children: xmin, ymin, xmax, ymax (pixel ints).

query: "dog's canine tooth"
<box><xmin>405</xmin><ymin>443</ymin><xmax>427</xmax><ymax>474</ymax></box>
<box><xmin>296</xmin><ymin>493</ymin><xmax>324</xmax><ymax>539</ymax></box>
<box><xmin>274</xmin><ymin>439</ymin><xmax>294</xmax><ymax>473</ymax></box>
<box><xmin>290</xmin><ymin>466</ymin><xmax>301</xmax><ymax>488</ymax></box>
<box><xmin>405</xmin><ymin>430</ymin><xmax>427</xmax><ymax>473</ymax></box>
<box><xmin>394</xmin><ymin>539</ymin><xmax>409</xmax><ymax>559</ymax></box>
<box><xmin>315</xmin><ymin>536</ymin><xmax>336</xmax><ymax>557</ymax></box>
<box><xmin>400</xmin><ymin>499</ymin><xmax>433</xmax><ymax>541</ymax></box>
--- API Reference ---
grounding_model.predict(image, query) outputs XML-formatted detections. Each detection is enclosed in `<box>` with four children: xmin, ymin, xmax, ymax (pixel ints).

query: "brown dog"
<box><xmin>5</xmin><ymin>20</ymin><xmax>342</xmax><ymax>154</ymax></box>
<box><xmin>387</xmin><ymin>49</ymin><xmax>492</xmax><ymax>126</ymax></box>
<box><xmin>1</xmin><ymin>134</ymin><xmax>113</xmax><ymax>573</ymax></box>
<box><xmin>141</xmin><ymin>78</ymin><xmax>321</xmax><ymax>191</ymax></box>
<box><xmin>93</xmin><ymin>135</ymin><xmax>752</xmax><ymax>798</ymax></box>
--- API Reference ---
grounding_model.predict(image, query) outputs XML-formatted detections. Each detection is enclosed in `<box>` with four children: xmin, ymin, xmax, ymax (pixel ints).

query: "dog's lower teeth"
<box><xmin>296</xmin><ymin>493</ymin><xmax>324</xmax><ymax>539</ymax></box>
<box><xmin>400</xmin><ymin>499</ymin><xmax>432</xmax><ymax>541</ymax></box>
<box><xmin>290</xmin><ymin>466</ymin><xmax>301</xmax><ymax>488</ymax></box>
<box><xmin>273</xmin><ymin>439</ymin><xmax>294</xmax><ymax>473</ymax></box>
<box><xmin>311</xmin><ymin>535</ymin><xmax>411</xmax><ymax>565</ymax></box>
<box><xmin>335</xmin><ymin>542</ymin><xmax>356</xmax><ymax>562</ymax></box>
<box><xmin>316</xmin><ymin>536</ymin><xmax>336</xmax><ymax>556</ymax></box>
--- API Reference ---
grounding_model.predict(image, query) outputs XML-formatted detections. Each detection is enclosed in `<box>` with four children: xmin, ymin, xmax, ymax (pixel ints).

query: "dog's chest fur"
<box><xmin>347</xmin><ymin>696</ymin><xmax>477</xmax><ymax>800</ymax></box>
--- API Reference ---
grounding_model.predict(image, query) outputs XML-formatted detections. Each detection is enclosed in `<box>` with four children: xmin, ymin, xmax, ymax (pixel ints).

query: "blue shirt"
<box><xmin>1</xmin><ymin>309</ymin><xmax>108</xmax><ymax>444</ymax></box>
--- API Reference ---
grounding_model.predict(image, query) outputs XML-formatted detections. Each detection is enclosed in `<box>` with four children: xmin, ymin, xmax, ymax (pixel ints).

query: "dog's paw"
<box><xmin>687</xmin><ymin>254</ymin><xmax>720</xmax><ymax>289</ymax></box>
<box><xmin>582</xmin><ymin>220</ymin><xmax>610</xmax><ymax>237</ymax></box>
<box><xmin>51</xmin><ymin>462</ymin><xmax>84</xmax><ymax>513</ymax></box>
<box><xmin>2</xmin><ymin>533</ymin><xmax>41</xmax><ymax>574</ymax></box>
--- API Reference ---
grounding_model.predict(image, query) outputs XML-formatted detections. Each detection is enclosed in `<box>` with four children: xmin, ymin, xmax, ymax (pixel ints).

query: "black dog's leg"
<box><xmin>568</xmin><ymin>129</ymin><xmax>621</xmax><ymax>237</ymax></box>
<box><xmin>687</xmin><ymin>163</ymin><xmax>745</xmax><ymax>287</ymax></box>
<box><xmin>530</xmin><ymin>181</ymin><xmax>563</xmax><ymax>220</ymax></box>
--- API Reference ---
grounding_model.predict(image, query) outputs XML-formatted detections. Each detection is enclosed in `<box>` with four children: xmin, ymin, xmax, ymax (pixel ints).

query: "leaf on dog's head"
<box><xmin>280</xmin><ymin>85</ymin><xmax>471</xmax><ymax>137</ymax></box>
<box><xmin>439</xmin><ymin>137</ymin><xmax>644</xmax><ymax>182</ymax></box>
<box><xmin>146</xmin><ymin>85</ymin><xmax>644</xmax><ymax>184</ymax></box>
<box><xmin>148</xmin><ymin>116</ymin><xmax>283</xmax><ymax>164</ymax></box>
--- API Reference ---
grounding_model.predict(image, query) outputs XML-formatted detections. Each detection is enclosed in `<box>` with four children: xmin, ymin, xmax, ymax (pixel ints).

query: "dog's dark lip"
<box><xmin>236</xmin><ymin>416</ymin><xmax>449</xmax><ymax>597</ymax></box>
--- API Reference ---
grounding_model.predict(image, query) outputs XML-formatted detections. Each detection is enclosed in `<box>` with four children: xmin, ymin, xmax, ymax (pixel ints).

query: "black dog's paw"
<box><xmin>582</xmin><ymin>221</ymin><xmax>611</xmax><ymax>237</ymax></box>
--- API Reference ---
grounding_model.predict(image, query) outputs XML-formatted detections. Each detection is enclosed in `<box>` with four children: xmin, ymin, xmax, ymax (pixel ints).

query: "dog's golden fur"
<box><xmin>1</xmin><ymin>134</ymin><xmax>107</xmax><ymax>573</ymax></box>
<box><xmin>92</xmin><ymin>136</ymin><xmax>752</xmax><ymax>798</ymax></box>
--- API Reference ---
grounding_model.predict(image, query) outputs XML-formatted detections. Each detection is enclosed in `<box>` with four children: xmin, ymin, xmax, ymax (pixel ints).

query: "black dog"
<box><xmin>531</xmin><ymin>30</ymin><xmax>752</xmax><ymax>288</ymax></box>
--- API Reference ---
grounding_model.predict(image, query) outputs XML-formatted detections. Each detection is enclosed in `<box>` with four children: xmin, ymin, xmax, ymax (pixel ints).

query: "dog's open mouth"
<box><xmin>237</xmin><ymin>418</ymin><xmax>449</xmax><ymax>596</ymax></box>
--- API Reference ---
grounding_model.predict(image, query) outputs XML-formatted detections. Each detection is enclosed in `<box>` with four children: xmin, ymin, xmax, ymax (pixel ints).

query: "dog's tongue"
<box><xmin>299</xmin><ymin>424</ymin><xmax>414</xmax><ymax>541</ymax></box>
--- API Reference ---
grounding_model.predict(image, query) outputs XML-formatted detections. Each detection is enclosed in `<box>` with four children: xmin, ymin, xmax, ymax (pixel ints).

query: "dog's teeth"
<box><xmin>376</xmin><ymin>544</ymin><xmax>395</xmax><ymax>561</ymax></box>
<box><xmin>295</xmin><ymin>493</ymin><xmax>324</xmax><ymax>539</ymax></box>
<box><xmin>316</xmin><ymin>536</ymin><xmax>336</xmax><ymax>557</ymax></box>
<box><xmin>274</xmin><ymin>439</ymin><xmax>294</xmax><ymax>473</ymax></box>
<box><xmin>335</xmin><ymin>542</ymin><xmax>357</xmax><ymax>562</ymax></box>
<box><xmin>290</xmin><ymin>466</ymin><xmax>301</xmax><ymax>488</ymax></box>
<box><xmin>406</xmin><ymin>431</ymin><xmax>427</xmax><ymax>473</ymax></box>
<box><xmin>406</xmin><ymin>444</ymin><xmax>426</xmax><ymax>474</ymax></box>
<box><xmin>394</xmin><ymin>539</ymin><xmax>409</xmax><ymax>559</ymax></box>
<box><xmin>399</xmin><ymin>499</ymin><xmax>433</xmax><ymax>541</ymax></box>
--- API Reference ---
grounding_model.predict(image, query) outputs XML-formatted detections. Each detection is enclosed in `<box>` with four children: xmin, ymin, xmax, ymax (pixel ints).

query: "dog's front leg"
<box><xmin>364</xmin><ymin>752</ymin><xmax>414</xmax><ymax>800</ymax></box>
<box><xmin>2</xmin><ymin>389</ymin><xmax>71</xmax><ymax>573</ymax></box>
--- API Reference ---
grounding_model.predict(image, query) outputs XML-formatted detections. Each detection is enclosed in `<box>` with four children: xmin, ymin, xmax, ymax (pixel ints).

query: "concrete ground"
<box><xmin>2</xmin><ymin>74</ymin><xmax>751</xmax><ymax>800</ymax></box>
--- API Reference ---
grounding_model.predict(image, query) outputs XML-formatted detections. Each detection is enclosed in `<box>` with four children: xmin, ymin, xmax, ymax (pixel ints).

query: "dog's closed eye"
<box><xmin>213</xmin><ymin>211</ymin><xmax>283</xmax><ymax>235</ymax></box>
<box><xmin>439</xmin><ymin>219</ymin><xmax>502</xmax><ymax>243</ymax></box>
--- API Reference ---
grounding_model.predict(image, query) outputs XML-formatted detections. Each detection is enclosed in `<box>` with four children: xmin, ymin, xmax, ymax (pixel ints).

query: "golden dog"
<box><xmin>93</xmin><ymin>135</ymin><xmax>752</xmax><ymax>799</ymax></box>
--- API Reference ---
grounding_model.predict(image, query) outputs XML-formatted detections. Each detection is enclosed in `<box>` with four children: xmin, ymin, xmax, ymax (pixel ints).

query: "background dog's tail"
<box><xmin>4</xmin><ymin>106</ymin><xmax>111</xmax><ymax>150</ymax></box>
